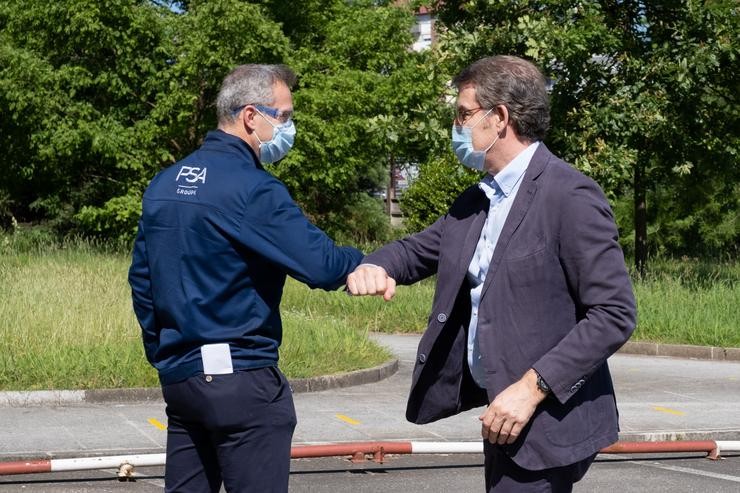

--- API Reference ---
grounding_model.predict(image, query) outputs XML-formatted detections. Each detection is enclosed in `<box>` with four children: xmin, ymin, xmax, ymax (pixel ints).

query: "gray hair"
<box><xmin>452</xmin><ymin>56</ymin><xmax>550</xmax><ymax>141</ymax></box>
<box><xmin>216</xmin><ymin>64</ymin><xmax>297</xmax><ymax>125</ymax></box>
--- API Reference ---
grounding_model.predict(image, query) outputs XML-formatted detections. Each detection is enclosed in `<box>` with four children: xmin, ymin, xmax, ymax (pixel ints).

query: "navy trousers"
<box><xmin>484</xmin><ymin>441</ymin><xmax>596</xmax><ymax>492</ymax></box>
<box><xmin>161</xmin><ymin>366</ymin><xmax>296</xmax><ymax>493</ymax></box>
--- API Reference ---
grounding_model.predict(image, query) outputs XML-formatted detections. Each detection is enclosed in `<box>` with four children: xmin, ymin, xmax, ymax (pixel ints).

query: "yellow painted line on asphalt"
<box><xmin>335</xmin><ymin>414</ymin><xmax>361</xmax><ymax>426</ymax></box>
<box><xmin>653</xmin><ymin>406</ymin><xmax>685</xmax><ymax>416</ymax></box>
<box><xmin>148</xmin><ymin>418</ymin><xmax>167</xmax><ymax>430</ymax></box>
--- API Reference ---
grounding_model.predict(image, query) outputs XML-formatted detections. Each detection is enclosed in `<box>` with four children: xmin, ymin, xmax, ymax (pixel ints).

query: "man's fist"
<box><xmin>346</xmin><ymin>264</ymin><xmax>397</xmax><ymax>301</ymax></box>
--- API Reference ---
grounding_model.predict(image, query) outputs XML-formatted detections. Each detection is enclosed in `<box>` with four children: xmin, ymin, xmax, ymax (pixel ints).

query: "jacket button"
<box><xmin>418</xmin><ymin>353</ymin><xmax>427</xmax><ymax>364</ymax></box>
<box><xmin>436</xmin><ymin>313</ymin><xmax>447</xmax><ymax>323</ymax></box>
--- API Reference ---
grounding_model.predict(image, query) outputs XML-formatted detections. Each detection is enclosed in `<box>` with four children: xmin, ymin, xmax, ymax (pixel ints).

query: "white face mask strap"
<box><xmin>469</xmin><ymin>107</ymin><xmax>494</xmax><ymax>129</ymax></box>
<box><xmin>483</xmin><ymin>131</ymin><xmax>500</xmax><ymax>154</ymax></box>
<box><xmin>254</xmin><ymin>110</ymin><xmax>276</xmax><ymax>144</ymax></box>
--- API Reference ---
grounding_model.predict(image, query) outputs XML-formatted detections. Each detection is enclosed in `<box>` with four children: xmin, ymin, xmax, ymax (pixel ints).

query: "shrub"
<box><xmin>400</xmin><ymin>155</ymin><xmax>480</xmax><ymax>232</ymax></box>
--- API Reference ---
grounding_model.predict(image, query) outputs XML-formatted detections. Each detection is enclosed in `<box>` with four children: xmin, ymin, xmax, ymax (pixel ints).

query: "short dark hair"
<box><xmin>452</xmin><ymin>56</ymin><xmax>550</xmax><ymax>141</ymax></box>
<box><xmin>216</xmin><ymin>64</ymin><xmax>297</xmax><ymax>124</ymax></box>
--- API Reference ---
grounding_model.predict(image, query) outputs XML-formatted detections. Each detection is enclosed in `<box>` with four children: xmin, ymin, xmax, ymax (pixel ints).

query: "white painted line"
<box><xmin>661</xmin><ymin>391</ymin><xmax>702</xmax><ymax>401</ymax></box>
<box><xmin>633</xmin><ymin>461</ymin><xmax>740</xmax><ymax>484</ymax></box>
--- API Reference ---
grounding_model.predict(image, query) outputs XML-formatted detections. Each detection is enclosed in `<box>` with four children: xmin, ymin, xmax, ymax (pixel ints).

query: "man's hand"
<box><xmin>479</xmin><ymin>369</ymin><xmax>547</xmax><ymax>445</ymax></box>
<box><xmin>346</xmin><ymin>264</ymin><xmax>396</xmax><ymax>301</ymax></box>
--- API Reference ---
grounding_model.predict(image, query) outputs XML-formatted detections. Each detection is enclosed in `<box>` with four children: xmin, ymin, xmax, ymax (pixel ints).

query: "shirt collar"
<box><xmin>479</xmin><ymin>141</ymin><xmax>540</xmax><ymax>198</ymax></box>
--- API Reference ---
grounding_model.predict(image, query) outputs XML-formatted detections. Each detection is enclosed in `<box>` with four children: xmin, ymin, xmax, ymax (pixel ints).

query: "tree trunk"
<box><xmin>634</xmin><ymin>162</ymin><xmax>648</xmax><ymax>275</ymax></box>
<box><xmin>387</xmin><ymin>153</ymin><xmax>396</xmax><ymax>216</ymax></box>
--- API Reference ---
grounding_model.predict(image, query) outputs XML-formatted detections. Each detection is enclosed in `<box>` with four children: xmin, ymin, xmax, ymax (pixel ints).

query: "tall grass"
<box><xmin>1</xmin><ymin>228</ymin><xmax>737</xmax><ymax>391</ymax></box>
<box><xmin>0</xmin><ymin>233</ymin><xmax>390</xmax><ymax>391</ymax></box>
<box><xmin>280</xmin><ymin>277</ymin><xmax>436</xmax><ymax>334</ymax></box>
<box><xmin>282</xmin><ymin>256</ymin><xmax>740</xmax><ymax>347</ymax></box>
<box><xmin>630</xmin><ymin>257</ymin><xmax>740</xmax><ymax>346</ymax></box>
<box><xmin>0</xmin><ymin>241</ymin><xmax>157</xmax><ymax>390</ymax></box>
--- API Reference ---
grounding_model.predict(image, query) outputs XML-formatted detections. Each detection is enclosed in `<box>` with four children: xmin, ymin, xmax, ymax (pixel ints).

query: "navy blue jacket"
<box><xmin>129</xmin><ymin>130</ymin><xmax>363</xmax><ymax>385</ymax></box>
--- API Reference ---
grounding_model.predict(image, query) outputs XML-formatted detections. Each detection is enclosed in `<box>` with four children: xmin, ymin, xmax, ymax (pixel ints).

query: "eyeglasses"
<box><xmin>232</xmin><ymin>104</ymin><xmax>294</xmax><ymax>124</ymax></box>
<box><xmin>454</xmin><ymin>106</ymin><xmax>486</xmax><ymax>125</ymax></box>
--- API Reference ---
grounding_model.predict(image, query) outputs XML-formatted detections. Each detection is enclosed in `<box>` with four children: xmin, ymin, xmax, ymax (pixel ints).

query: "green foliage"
<box><xmin>321</xmin><ymin>194</ymin><xmax>392</xmax><ymax>246</ymax></box>
<box><xmin>1</xmin><ymin>0</ymin><xmax>737</xmax><ymax>257</ymax></box>
<box><xmin>268</xmin><ymin>0</ymin><xmax>446</xmax><ymax>241</ymax></box>
<box><xmin>0</xmin><ymin>0</ymin><xmax>444</xmax><ymax>245</ymax></box>
<box><xmin>401</xmin><ymin>154</ymin><xmax>481</xmax><ymax>232</ymax></box>
<box><xmin>0</xmin><ymin>0</ymin><xmax>174</xmax><ymax>239</ymax></box>
<box><xmin>0</xmin><ymin>0</ymin><xmax>290</xmax><ymax>241</ymax></box>
<box><xmin>427</xmin><ymin>0</ymin><xmax>739</xmax><ymax>258</ymax></box>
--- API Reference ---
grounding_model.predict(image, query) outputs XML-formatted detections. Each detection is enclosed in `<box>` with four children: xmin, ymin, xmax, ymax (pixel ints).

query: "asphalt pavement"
<box><xmin>1</xmin><ymin>333</ymin><xmax>740</xmax><ymax>491</ymax></box>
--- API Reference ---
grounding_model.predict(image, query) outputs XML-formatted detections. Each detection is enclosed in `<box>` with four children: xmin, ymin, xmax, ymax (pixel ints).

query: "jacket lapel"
<box><xmin>479</xmin><ymin>144</ymin><xmax>551</xmax><ymax>298</ymax></box>
<box><xmin>457</xmin><ymin>194</ymin><xmax>488</xmax><ymax>274</ymax></box>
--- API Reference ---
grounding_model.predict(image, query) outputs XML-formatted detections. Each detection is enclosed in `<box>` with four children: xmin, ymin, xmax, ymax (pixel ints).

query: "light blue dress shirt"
<box><xmin>466</xmin><ymin>142</ymin><xmax>540</xmax><ymax>388</ymax></box>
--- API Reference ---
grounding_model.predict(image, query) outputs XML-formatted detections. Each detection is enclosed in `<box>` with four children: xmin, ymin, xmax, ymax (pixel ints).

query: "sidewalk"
<box><xmin>1</xmin><ymin>334</ymin><xmax>739</xmax><ymax>461</ymax></box>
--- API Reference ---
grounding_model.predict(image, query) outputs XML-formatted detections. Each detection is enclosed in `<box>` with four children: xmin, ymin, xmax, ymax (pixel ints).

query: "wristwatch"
<box><xmin>535</xmin><ymin>372</ymin><xmax>551</xmax><ymax>395</ymax></box>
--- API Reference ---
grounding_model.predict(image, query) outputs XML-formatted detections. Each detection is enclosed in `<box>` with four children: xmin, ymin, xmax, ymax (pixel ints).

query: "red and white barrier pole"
<box><xmin>0</xmin><ymin>454</ymin><xmax>166</xmax><ymax>477</ymax></box>
<box><xmin>1</xmin><ymin>441</ymin><xmax>739</xmax><ymax>477</ymax></box>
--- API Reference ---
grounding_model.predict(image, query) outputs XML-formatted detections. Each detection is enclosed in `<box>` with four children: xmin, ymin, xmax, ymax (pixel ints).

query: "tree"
<box><xmin>261</xmin><ymin>0</ymin><xmax>447</xmax><ymax>242</ymax></box>
<box><xmin>0</xmin><ymin>0</ymin><xmax>290</xmax><ymax>239</ymax></box>
<box><xmin>420</xmin><ymin>0</ymin><xmax>739</xmax><ymax>268</ymax></box>
<box><xmin>1</xmin><ymin>0</ymin><xmax>447</xmax><ymax>245</ymax></box>
<box><xmin>0</xmin><ymin>0</ymin><xmax>171</xmax><ymax>234</ymax></box>
<box><xmin>77</xmin><ymin>0</ymin><xmax>291</xmax><ymax>238</ymax></box>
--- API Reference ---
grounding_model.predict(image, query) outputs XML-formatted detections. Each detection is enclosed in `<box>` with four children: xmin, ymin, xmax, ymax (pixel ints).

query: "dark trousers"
<box><xmin>161</xmin><ymin>366</ymin><xmax>296</xmax><ymax>493</ymax></box>
<box><xmin>484</xmin><ymin>441</ymin><xmax>596</xmax><ymax>493</ymax></box>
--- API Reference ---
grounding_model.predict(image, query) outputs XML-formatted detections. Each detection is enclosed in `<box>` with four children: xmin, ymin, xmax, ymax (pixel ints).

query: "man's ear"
<box><xmin>494</xmin><ymin>105</ymin><xmax>509</xmax><ymax>131</ymax></box>
<box><xmin>241</xmin><ymin>105</ymin><xmax>259</xmax><ymax>132</ymax></box>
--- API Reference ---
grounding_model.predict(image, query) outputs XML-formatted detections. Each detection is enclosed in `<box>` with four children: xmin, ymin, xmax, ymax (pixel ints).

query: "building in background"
<box><xmin>384</xmin><ymin>3</ymin><xmax>436</xmax><ymax>225</ymax></box>
<box><xmin>411</xmin><ymin>6</ymin><xmax>434</xmax><ymax>52</ymax></box>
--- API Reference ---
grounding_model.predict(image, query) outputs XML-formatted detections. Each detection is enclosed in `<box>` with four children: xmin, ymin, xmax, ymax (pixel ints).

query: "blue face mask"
<box><xmin>255</xmin><ymin>111</ymin><xmax>296</xmax><ymax>164</ymax></box>
<box><xmin>451</xmin><ymin>108</ymin><xmax>498</xmax><ymax>171</ymax></box>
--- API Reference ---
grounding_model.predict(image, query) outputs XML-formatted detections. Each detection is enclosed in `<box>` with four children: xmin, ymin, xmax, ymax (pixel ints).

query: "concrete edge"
<box><xmin>619</xmin><ymin>341</ymin><xmax>740</xmax><ymax>361</ymax></box>
<box><xmin>0</xmin><ymin>358</ymin><xmax>400</xmax><ymax>408</ymax></box>
<box><xmin>289</xmin><ymin>358</ymin><xmax>399</xmax><ymax>394</ymax></box>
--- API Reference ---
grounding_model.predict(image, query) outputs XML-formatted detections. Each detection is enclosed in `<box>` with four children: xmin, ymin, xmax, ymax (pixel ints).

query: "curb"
<box><xmin>2</xmin><ymin>340</ymin><xmax>739</xmax><ymax>407</ymax></box>
<box><xmin>0</xmin><ymin>358</ymin><xmax>399</xmax><ymax>408</ymax></box>
<box><xmin>289</xmin><ymin>358</ymin><xmax>399</xmax><ymax>393</ymax></box>
<box><xmin>619</xmin><ymin>341</ymin><xmax>740</xmax><ymax>361</ymax></box>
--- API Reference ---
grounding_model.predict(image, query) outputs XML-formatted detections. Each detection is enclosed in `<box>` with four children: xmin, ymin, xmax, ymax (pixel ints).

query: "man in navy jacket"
<box><xmin>129</xmin><ymin>64</ymin><xmax>363</xmax><ymax>493</ymax></box>
<box><xmin>347</xmin><ymin>56</ymin><xmax>636</xmax><ymax>492</ymax></box>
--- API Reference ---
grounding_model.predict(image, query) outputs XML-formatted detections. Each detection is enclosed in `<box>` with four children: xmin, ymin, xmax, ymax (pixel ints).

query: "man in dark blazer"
<box><xmin>347</xmin><ymin>56</ymin><xmax>636</xmax><ymax>492</ymax></box>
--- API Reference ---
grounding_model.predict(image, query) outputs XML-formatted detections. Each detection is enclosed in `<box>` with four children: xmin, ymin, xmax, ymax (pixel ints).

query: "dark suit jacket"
<box><xmin>364</xmin><ymin>144</ymin><xmax>636</xmax><ymax>470</ymax></box>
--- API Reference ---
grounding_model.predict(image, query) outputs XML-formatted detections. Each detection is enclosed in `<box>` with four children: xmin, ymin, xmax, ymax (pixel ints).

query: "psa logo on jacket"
<box><xmin>176</xmin><ymin>165</ymin><xmax>207</xmax><ymax>196</ymax></box>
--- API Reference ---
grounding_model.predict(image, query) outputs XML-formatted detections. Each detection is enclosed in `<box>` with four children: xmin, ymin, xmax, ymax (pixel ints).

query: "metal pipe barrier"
<box><xmin>2</xmin><ymin>441</ymin><xmax>739</xmax><ymax>479</ymax></box>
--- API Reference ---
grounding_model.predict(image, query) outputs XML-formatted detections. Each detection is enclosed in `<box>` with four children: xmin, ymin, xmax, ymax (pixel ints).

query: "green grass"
<box><xmin>0</xmin><ymin>235</ymin><xmax>390</xmax><ymax>391</ymax></box>
<box><xmin>280</xmin><ymin>276</ymin><xmax>436</xmax><ymax>334</ymax></box>
<box><xmin>1</xmin><ymin>229</ymin><xmax>737</xmax><ymax>391</ymax></box>
<box><xmin>282</xmin><ymin>256</ymin><xmax>740</xmax><ymax>347</ymax></box>
<box><xmin>630</xmin><ymin>258</ymin><xmax>740</xmax><ymax>346</ymax></box>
